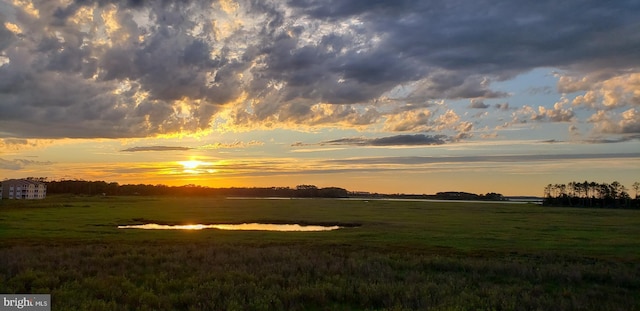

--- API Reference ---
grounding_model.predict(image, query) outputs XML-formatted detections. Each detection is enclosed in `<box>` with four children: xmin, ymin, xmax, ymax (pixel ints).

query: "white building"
<box><xmin>1</xmin><ymin>179</ymin><xmax>47</xmax><ymax>200</ymax></box>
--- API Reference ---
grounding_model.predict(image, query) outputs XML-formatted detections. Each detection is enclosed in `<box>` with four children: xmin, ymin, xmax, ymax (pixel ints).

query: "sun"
<box><xmin>176</xmin><ymin>160</ymin><xmax>217</xmax><ymax>175</ymax></box>
<box><xmin>179</xmin><ymin>160</ymin><xmax>203</xmax><ymax>170</ymax></box>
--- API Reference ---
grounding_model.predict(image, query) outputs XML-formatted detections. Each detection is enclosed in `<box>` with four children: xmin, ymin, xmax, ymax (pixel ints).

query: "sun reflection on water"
<box><xmin>118</xmin><ymin>223</ymin><xmax>341</xmax><ymax>231</ymax></box>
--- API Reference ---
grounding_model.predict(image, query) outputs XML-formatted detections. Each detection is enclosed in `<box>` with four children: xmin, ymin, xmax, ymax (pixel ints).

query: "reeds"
<box><xmin>1</xmin><ymin>243</ymin><xmax>638</xmax><ymax>310</ymax></box>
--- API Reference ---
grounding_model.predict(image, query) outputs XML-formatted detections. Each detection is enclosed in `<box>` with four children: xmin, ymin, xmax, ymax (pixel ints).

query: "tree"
<box><xmin>567</xmin><ymin>181</ymin><xmax>577</xmax><ymax>197</ymax></box>
<box><xmin>296</xmin><ymin>185</ymin><xmax>318</xmax><ymax>190</ymax></box>
<box><xmin>544</xmin><ymin>184</ymin><xmax>553</xmax><ymax>198</ymax></box>
<box><xmin>542</xmin><ymin>180</ymin><xmax>638</xmax><ymax>209</ymax></box>
<box><xmin>558</xmin><ymin>184</ymin><xmax>567</xmax><ymax>197</ymax></box>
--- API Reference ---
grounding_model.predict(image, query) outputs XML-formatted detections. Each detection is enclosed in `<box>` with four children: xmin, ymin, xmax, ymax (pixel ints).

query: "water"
<box><xmin>227</xmin><ymin>197</ymin><xmax>540</xmax><ymax>204</ymax></box>
<box><xmin>118</xmin><ymin>223</ymin><xmax>341</xmax><ymax>231</ymax></box>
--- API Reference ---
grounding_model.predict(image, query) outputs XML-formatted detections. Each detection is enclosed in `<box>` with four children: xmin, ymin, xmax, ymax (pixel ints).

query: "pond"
<box><xmin>118</xmin><ymin>223</ymin><xmax>341</xmax><ymax>231</ymax></box>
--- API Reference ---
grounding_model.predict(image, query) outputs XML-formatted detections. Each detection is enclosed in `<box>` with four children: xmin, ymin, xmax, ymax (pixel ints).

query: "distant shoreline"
<box><xmin>226</xmin><ymin>196</ymin><xmax>542</xmax><ymax>204</ymax></box>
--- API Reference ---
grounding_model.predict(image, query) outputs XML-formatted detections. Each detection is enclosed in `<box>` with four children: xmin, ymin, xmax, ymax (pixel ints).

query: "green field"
<box><xmin>1</xmin><ymin>196</ymin><xmax>639</xmax><ymax>310</ymax></box>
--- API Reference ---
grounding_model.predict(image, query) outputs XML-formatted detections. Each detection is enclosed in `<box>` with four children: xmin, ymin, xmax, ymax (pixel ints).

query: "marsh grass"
<box><xmin>2</xmin><ymin>196</ymin><xmax>639</xmax><ymax>257</ymax></box>
<box><xmin>1</xmin><ymin>196</ymin><xmax>640</xmax><ymax>310</ymax></box>
<box><xmin>1</xmin><ymin>243</ymin><xmax>638</xmax><ymax>310</ymax></box>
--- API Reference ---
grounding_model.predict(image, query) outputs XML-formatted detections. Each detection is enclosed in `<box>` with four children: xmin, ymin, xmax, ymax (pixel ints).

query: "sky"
<box><xmin>1</xmin><ymin>0</ymin><xmax>639</xmax><ymax>196</ymax></box>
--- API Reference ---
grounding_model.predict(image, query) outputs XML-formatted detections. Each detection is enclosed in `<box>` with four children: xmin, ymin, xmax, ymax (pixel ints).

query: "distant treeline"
<box><xmin>435</xmin><ymin>191</ymin><xmax>506</xmax><ymax>201</ymax></box>
<box><xmin>339</xmin><ymin>191</ymin><xmax>505</xmax><ymax>201</ymax></box>
<box><xmin>43</xmin><ymin>179</ymin><xmax>349</xmax><ymax>198</ymax></box>
<box><xmin>543</xmin><ymin>181</ymin><xmax>640</xmax><ymax>209</ymax></box>
<box><xmin>17</xmin><ymin>178</ymin><xmax>508</xmax><ymax>201</ymax></box>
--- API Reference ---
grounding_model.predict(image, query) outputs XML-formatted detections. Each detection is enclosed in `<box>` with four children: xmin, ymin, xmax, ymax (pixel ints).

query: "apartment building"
<box><xmin>1</xmin><ymin>179</ymin><xmax>47</xmax><ymax>199</ymax></box>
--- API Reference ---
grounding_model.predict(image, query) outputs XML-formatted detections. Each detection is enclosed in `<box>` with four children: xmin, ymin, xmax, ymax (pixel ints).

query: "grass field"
<box><xmin>1</xmin><ymin>195</ymin><xmax>639</xmax><ymax>310</ymax></box>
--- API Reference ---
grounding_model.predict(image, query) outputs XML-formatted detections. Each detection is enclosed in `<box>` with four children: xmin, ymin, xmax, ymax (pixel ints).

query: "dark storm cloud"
<box><xmin>288</xmin><ymin>0</ymin><xmax>415</xmax><ymax>19</ymax></box>
<box><xmin>0</xmin><ymin>23</ymin><xmax>15</xmax><ymax>51</ymax></box>
<box><xmin>0</xmin><ymin>1</ymin><xmax>234</xmax><ymax>138</ymax></box>
<box><xmin>291</xmin><ymin>0</ymin><xmax>640</xmax><ymax>71</ymax></box>
<box><xmin>1</xmin><ymin>0</ymin><xmax>638</xmax><ymax>138</ymax></box>
<box><xmin>318</xmin><ymin>134</ymin><xmax>449</xmax><ymax>146</ymax></box>
<box><xmin>120</xmin><ymin>146</ymin><xmax>193</xmax><ymax>152</ymax></box>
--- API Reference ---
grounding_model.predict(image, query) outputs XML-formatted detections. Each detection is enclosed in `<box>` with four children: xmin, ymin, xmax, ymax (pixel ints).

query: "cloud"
<box><xmin>468</xmin><ymin>99</ymin><xmax>489</xmax><ymax>109</ymax></box>
<box><xmin>588</xmin><ymin>108</ymin><xmax>640</xmax><ymax>134</ymax></box>
<box><xmin>199</xmin><ymin>140</ymin><xmax>264</xmax><ymax>149</ymax></box>
<box><xmin>289</xmin><ymin>0</ymin><xmax>639</xmax><ymax>77</ymax></box>
<box><xmin>0</xmin><ymin>138</ymin><xmax>29</xmax><ymax>150</ymax></box>
<box><xmin>583</xmin><ymin>135</ymin><xmax>640</xmax><ymax>144</ymax></box>
<box><xmin>0</xmin><ymin>158</ymin><xmax>52</xmax><ymax>170</ymax></box>
<box><xmin>315</xmin><ymin>134</ymin><xmax>449</xmax><ymax>147</ymax></box>
<box><xmin>120</xmin><ymin>146</ymin><xmax>193</xmax><ymax>152</ymax></box>
<box><xmin>516</xmin><ymin>98</ymin><xmax>574</xmax><ymax>123</ymax></box>
<box><xmin>326</xmin><ymin>153</ymin><xmax>640</xmax><ymax>166</ymax></box>
<box><xmin>495</xmin><ymin>103</ymin><xmax>510</xmax><ymax>111</ymax></box>
<box><xmin>527</xmin><ymin>86</ymin><xmax>553</xmax><ymax>95</ymax></box>
<box><xmin>0</xmin><ymin>0</ymin><xmax>638</xmax><ymax>139</ymax></box>
<box><xmin>480</xmin><ymin>132</ymin><xmax>499</xmax><ymax>139</ymax></box>
<box><xmin>382</xmin><ymin>109</ymin><xmax>473</xmax><ymax>140</ymax></box>
<box><xmin>0</xmin><ymin>138</ymin><xmax>56</xmax><ymax>153</ymax></box>
<box><xmin>567</xmin><ymin>72</ymin><xmax>640</xmax><ymax>110</ymax></box>
<box><xmin>120</xmin><ymin>140</ymin><xmax>265</xmax><ymax>152</ymax></box>
<box><xmin>532</xmin><ymin>106</ymin><xmax>574</xmax><ymax>122</ymax></box>
<box><xmin>538</xmin><ymin>136</ymin><xmax>640</xmax><ymax>144</ymax></box>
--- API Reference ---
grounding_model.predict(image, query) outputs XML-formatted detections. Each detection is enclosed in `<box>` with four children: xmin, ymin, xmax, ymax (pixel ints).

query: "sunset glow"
<box><xmin>0</xmin><ymin>1</ymin><xmax>638</xmax><ymax>195</ymax></box>
<box><xmin>179</xmin><ymin>161</ymin><xmax>201</xmax><ymax>170</ymax></box>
